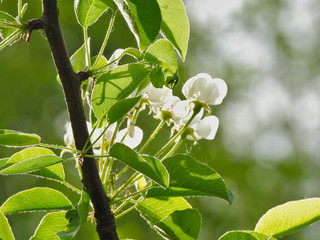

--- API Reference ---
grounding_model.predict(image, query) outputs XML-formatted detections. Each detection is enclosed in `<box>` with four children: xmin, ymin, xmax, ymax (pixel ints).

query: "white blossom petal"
<box><xmin>182</xmin><ymin>73</ymin><xmax>227</xmax><ymax>105</ymax></box>
<box><xmin>116</xmin><ymin>126</ymin><xmax>143</xmax><ymax>148</ymax></box>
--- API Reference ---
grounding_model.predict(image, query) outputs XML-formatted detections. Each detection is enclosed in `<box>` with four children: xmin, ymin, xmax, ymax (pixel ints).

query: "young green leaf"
<box><xmin>107</xmin><ymin>96</ymin><xmax>141</xmax><ymax>124</ymax></box>
<box><xmin>30</xmin><ymin>211</ymin><xmax>69</xmax><ymax>240</ymax></box>
<box><xmin>0</xmin><ymin>149</ymin><xmax>63</xmax><ymax>175</ymax></box>
<box><xmin>91</xmin><ymin>63</ymin><xmax>151</xmax><ymax>119</ymax></box>
<box><xmin>0</xmin><ymin>157</ymin><xmax>8</xmax><ymax>169</ymax></box>
<box><xmin>113</xmin><ymin>0</ymin><xmax>161</xmax><ymax>50</ymax></box>
<box><xmin>146</xmin><ymin>154</ymin><xmax>232</xmax><ymax>203</ymax></box>
<box><xmin>144</xmin><ymin>39</ymin><xmax>179</xmax><ymax>88</ymax></box>
<box><xmin>0</xmin><ymin>187</ymin><xmax>73</xmax><ymax>214</ymax></box>
<box><xmin>157</xmin><ymin>0</ymin><xmax>190</xmax><ymax>61</ymax></box>
<box><xmin>219</xmin><ymin>231</ymin><xmax>277</xmax><ymax>240</ymax></box>
<box><xmin>0</xmin><ymin>211</ymin><xmax>14</xmax><ymax>240</ymax></box>
<box><xmin>1</xmin><ymin>147</ymin><xmax>65</xmax><ymax>181</ymax></box>
<box><xmin>0</xmin><ymin>11</ymin><xmax>18</xmax><ymax>39</ymax></box>
<box><xmin>255</xmin><ymin>198</ymin><xmax>320</xmax><ymax>238</ymax></box>
<box><xmin>136</xmin><ymin>197</ymin><xmax>199</xmax><ymax>239</ymax></box>
<box><xmin>156</xmin><ymin>209</ymin><xmax>201</xmax><ymax>240</ymax></box>
<box><xmin>144</xmin><ymin>39</ymin><xmax>178</xmax><ymax>73</ymax></box>
<box><xmin>110</xmin><ymin>143</ymin><xmax>169</xmax><ymax>187</ymax></box>
<box><xmin>57</xmin><ymin>209</ymin><xmax>81</xmax><ymax>240</ymax></box>
<box><xmin>75</xmin><ymin>0</ymin><xmax>115</xmax><ymax>27</ymax></box>
<box><xmin>0</xmin><ymin>129</ymin><xmax>41</xmax><ymax>146</ymax></box>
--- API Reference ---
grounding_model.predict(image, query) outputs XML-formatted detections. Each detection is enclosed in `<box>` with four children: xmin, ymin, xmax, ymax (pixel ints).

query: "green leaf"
<box><xmin>136</xmin><ymin>197</ymin><xmax>200</xmax><ymax>239</ymax></box>
<box><xmin>0</xmin><ymin>211</ymin><xmax>14</xmax><ymax>240</ymax></box>
<box><xmin>71</xmin><ymin>43</ymin><xmax>87</xmax><ymax>72</ymax></box>
<box><xmin>0</xmin><ymin>187</ymin><xmax>73</xmax><ymax>214</ymax></box>
<box><xmin>145</xmin><ymin>39</ymin><xmax>178</xmax><ymax>73</ymax></box>
<box><xmin>144</xmin><ymin>39</ymin><xmax>179</xmax><ymax>88</ymax></box>
<box><xmin>157</xmin><ymin>0</ymin><xmax>190</xmax><ymax>61</ymax></box>
<box><xmin>107</xmin><ymin>96</ymin><xmax>141</xmax><ymax>124</ymax></box>
<box><xmin>78</xmin><ymin>188</ymin><xmax>90</xmax><ymax>224</ymax></box>
<box><xmin>1</xmin><ymin>148</ymin><xmax>63</xmax><ymax>175</ymax></box>
<box><xmin>91</xmin><ymin>63</ymin><xmax>151</xmax><ymax>120</ymax></box>
<box><xmin>57</xmin><ymin>209</ymin><xmax>81</xmax><ymax>240</ymax></box>
<box><xmin>30</xmin><ymin>211</ymin><xmax>69</xmax><ymax>240</ymax></box>
<box><xmin>1</xmin><ymin>147</ymin><xmax>65</xmax><ymax>182</ymax></box>
<box><xmin>0</xmin><ymin>158</ymin><xmax>8</xmax><ymax>169</ymax></box>
<box><xmin>0</xmin><ymin>129</ymin><xmax>41</xmax><ymax>147</ymax></box>
<box><xmin>146</xmin><ymin>154</ymin><xmax>232</xmax><ymax>203</ymax></box>
<box><xmin>75</xmin><ymin>0</ymin><xmax>115</xmax><ymax>27</ymax></box>
<box><xmin>156</xmin><ymin>209</ymin><xmax>201</xmax><ymax>240</ymax></box>
<box><xmin>219</xmin><ymin>231</ymin><xmax>277</xmax><ymax>240</ymax></box>
<box><xmin>0</xmin><ymin>11</ymin><xmax>18</xmax><ymax>39</ymax></box>
<box><xmin>114</xmin><ymin>0</ymin><xmax>161</xmax><ymax>50</ymax></box>
<box><xmin>110</xmin><ymin>143</ymin><xmax>169</xmax><ymax>187</ymax></box>
<box><xmin>255</xmin><ymin>198</ymin><xmax>320</xmax><ymax>238</ymax></box>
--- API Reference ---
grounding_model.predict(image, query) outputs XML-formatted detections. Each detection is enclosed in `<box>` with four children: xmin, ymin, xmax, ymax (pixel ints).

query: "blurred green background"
<box><xmin>1</xmin><ymin>0</ymin><xmax>320</xmax><ymax>239</ymax></box>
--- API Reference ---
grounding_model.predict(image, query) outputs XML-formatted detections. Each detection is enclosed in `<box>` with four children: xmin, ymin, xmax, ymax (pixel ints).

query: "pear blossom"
<box><xmin>186</xmin><ymin>115</ymin><xmax>219</xmax><ymax>141</ymax></box>
<box><xmin>115</xmin><ymin>126</ymin><xmax>143</xmax><ymax>148</ymax></box>
<box><xmin>170</xmin><ymin>100</ymin><xmax>203</xmax><ymax>125</ymax></box>
<box><xmin>182</xmin><ymin>73</ymin><xmax>227</xmax><ymax>105</ymax></box>
<box><xmin>108</xmin><ymin>48</ymin><xmax>124</xmax><ymax>69</ymax></box>
<box><xmin>141</xmin><ymin>83</ymin><xmax>173</xmax><ymax>110</ymax></box>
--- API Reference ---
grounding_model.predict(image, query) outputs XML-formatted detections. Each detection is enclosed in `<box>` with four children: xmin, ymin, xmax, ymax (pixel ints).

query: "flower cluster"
<box><xmin>64</xmin><ymin>72</ymin><xmax>227</xmax><ymax>153</ymax></box>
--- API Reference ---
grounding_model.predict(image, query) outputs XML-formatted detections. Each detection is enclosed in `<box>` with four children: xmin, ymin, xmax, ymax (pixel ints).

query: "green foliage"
<box><xmin>219</xmin><ymin>231</ymin><xmax>276</xmax><ymax>240</ymax></box>
<box><xmin>137</xmin><ymin>197</ymin><xmax>200</xmax><ymax>239</ymax></box>
<box><xmin>75</xmin><ymin>0</ymin><xmax>115</xmax><ymax>27</ymax></box>
<box><xmin>156</xmin><ymin>0</ymin><xmax>189</xmax><ymax>61</ymax></box>
<box><xmin>255</xmin><ymin>198</ymin><xmax>320</xmax><ymax>238</ymax></box>
<box><xmin>91</xmin><ymin>63</ymin><xmax>151</xmax><ymax>119</ymax></box>
<box><xmin>30</xmin><ymin>212</ymin><xmax>69</xmax><ymax>240</ymax></box>
<box><xmin>0</xmin><ymin>129</ymin><xmax>41</xmax><ymax>146</ymax></box>
<box><xmin>110</xmin><ymin>143</ymin><xmax>169</xmax><ymax>188</ymax></box>
<box><xmin>113</xmin><ymin>0</ymin><xmax>161</xmax><ymax>50</ymax></box>
<box><xmin>146</xmin><ymin>154</ymin><xmax>232</xmax><ymax>203</ymax></box>
<box><xmin>0</xmin><ymin>211</ymin><xmax>14</xmax><ymax>240</ymax></box>
<box><xmin>0</xmin><ymin>187</ymin><xmax>73</xmax><ymax>214</ymax></box>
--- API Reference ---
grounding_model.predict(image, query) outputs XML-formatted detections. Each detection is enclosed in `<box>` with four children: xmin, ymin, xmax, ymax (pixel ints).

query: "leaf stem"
<box><xmin>138</xmin><ymin>119</ymin><xmax>165</xmax><ymax>153</ymax></box>
<box><xmin>92</xmin><ymin>10</ymin><xmax>117</xmax><ymax>69</ymax></box>
<box><xmin>83</xmin><ymin>26</ymin><xmax>91</xmax><ymax>69</ymax></box>
<box><xmin>155</xmin><ymin>107</ymin><xmax>201</xmax><ymax>158</ymax></box>
<box><xmin>37</xmin><ymin>143</ymin><xmax>82</xmax><ymax>154</ymax></box>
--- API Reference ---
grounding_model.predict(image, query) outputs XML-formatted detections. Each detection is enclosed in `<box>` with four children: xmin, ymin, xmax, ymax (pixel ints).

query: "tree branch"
<box><xmin>37</xmin><ymin>1</ymin><xmax>118</xmax><ymax>239</ymax></box>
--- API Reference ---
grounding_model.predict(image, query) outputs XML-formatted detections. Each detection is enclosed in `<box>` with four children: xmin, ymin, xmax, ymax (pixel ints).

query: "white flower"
<box><xmin>182</xmin><ymin>73</ymin><xmax>227</xmax><ymax>105</ymax></box>
<box><xmin>141</xmin><ymin>83</ymin><xmax>173</xmax><ymax>109</ymax></box>
<box><xmin>187</xmin><ymin>115</ymin><xmax>219</xmax><ymax>141</ymax></box>
<box><xmin>108</xmin><ymin>48</ymin><xmax>124</xmax><ymax>69</ymax></box>
<box><xmin>171</xmin><ymin>100</ymin><xmax>203</xmax><ymax>125</ymax></box>
<box><xmin>115</xmin><ymin>126</ymin><xmax>143</xmax><ymax>148</ymax></box>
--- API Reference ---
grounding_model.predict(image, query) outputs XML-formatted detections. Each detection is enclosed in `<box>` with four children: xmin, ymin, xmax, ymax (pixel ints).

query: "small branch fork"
<box><xmin>28</xmin><ymin>1</ymin><xmax>118</xmax><ymax>239</ymax></box>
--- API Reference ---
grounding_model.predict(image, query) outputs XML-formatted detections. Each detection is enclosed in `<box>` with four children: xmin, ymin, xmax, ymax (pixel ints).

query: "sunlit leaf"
<box><xmin>0</xmin><ymin>11</ymin><xmax>18</xmax><ymax>39</ymax></box>
<box><xmin>0</xmin><ymin>211</ymin><xmax>14</xmax><ymax>240</ymax></box>
<box><xmin>157</xmin><ymin>0</ymin><xmax>189</xmax><ymax>61</ymax></box>
<box><xmin>107</xmin><ymin>96</ymin><xmax>141</xmax><ymax>124</ymax></box>
<box><xmin>75</xmin><ymin>0</ymin><xmax>115</xmax><ymax>27</ymax></box>
<box><xmin>30</xmin><ymin>211</ymin><xmax>68</xmax><ymax>240</ymax></box>
<box><xmin>1</xmin><ymin>149</ymin><xmax>63</xmax><ymax>175</ymax></box>
<box><xmin>0</xmin><ymin>187</ymin><xmax>73</xmax><ymax>214</ymax></box>
<box><xmin>91</xmin><ymin>63</ymin><xmax>151</xmax><ymax>119</ymax></box>
<box><xmin>219</xmin><ymin>231</ymin><xmax>277</xmax><ymax>240</ymax></box>
<box><xmin>113</xmin><ymin>0</ymin><xmax>161</xmax><ymax>50</ymax></box>
<box><xmin>57</xmin><ymin>209</ymin><xmax>81</xmax><ymax>240</ymax></box>
<box><xmin>136</xmin><ymin>197</ymin><xmax>200</xmax><ymax>239</ymax></box>
<box><xmin>1</xmin><ymin>147</ymin><xmax>65</xmax><ymax>181</ymax></box>
<box><xmin>0</xmin><ymin>129</ymin><xmax>40</xmax><ymax>146</ymax></box>
<box><xmin>255</xmin><ymin>198</ymin><xmax>320</xmax><ymax>238</ymax></box>
<box><xmin>110</xmin><ymin>143</ymin><xmax>169</xmax><ymax>187</ymax></box>
<box><xmin>146</xmin><ymin>154</ymin><xmax>232</xmax><ymax>203</ymax></box>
